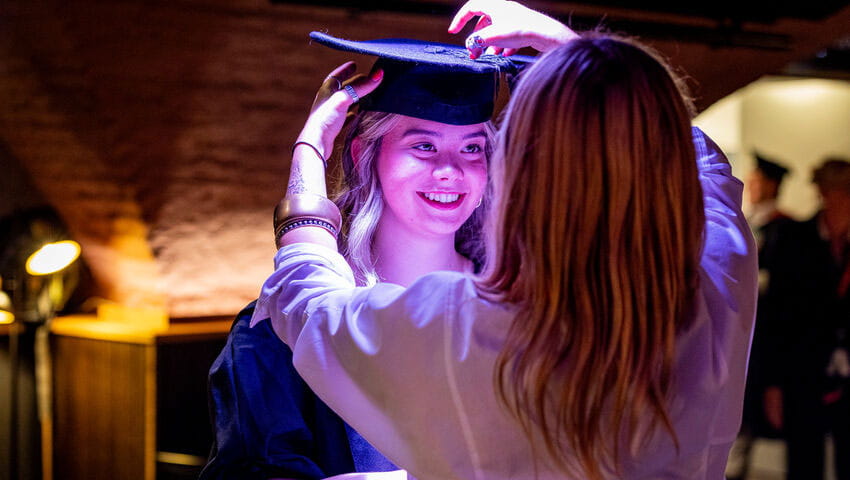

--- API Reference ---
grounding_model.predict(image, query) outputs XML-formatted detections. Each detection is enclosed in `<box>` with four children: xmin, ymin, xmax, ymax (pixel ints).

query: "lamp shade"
<box><xmin>25</xmin><ymin>240</ymin><xmax>81</xmax><ymax>276</ymax></box>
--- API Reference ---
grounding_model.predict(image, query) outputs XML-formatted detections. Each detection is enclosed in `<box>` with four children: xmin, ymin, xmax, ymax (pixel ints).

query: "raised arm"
<box><xmin>448</xmin><ymin>0</ymin><xmax>578</xmax><ymax>58</ymax></box>
<box><xmin>278</xmin><ymin>62</ymin><xmax>382</xmax><ymax>250</ymax></box>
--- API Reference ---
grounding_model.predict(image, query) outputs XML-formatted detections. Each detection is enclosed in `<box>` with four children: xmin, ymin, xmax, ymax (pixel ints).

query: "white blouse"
<box><xmin>254</xmin><ymin>127</ymin><xmax>758</xmax><ymax>480</ymax></box>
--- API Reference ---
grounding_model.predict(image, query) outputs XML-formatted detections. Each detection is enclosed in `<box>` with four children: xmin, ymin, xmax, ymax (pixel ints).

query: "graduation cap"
<box><xmin>754</xmin><ymin>152</ymin><xmax>789</xmax><ymax>183</ymax></box>
<box><xmin>309</xmin><ymin>32</ymin><xmax>536</xmax><ymax>125</ymax></box>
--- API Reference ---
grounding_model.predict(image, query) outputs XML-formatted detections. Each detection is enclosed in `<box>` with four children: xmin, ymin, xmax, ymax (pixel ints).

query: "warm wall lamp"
<box><xmin>1</xmin><ymin>208</ymin><xmax>83</xmax><ymax>480</ymax></box>
<box><xmin>25</xmin><ymin>241</ymin><xmax>81</xmax><ymax>277</ymax></box>
<box><xmin>25</xmin><ymin>239</ymin><xmax>81</xmax><ymax>480</ymax></box>
<box><xmin>0</xmin><ymin>284</ymin><xmax>13</xmax><ymax>325</ymax></box>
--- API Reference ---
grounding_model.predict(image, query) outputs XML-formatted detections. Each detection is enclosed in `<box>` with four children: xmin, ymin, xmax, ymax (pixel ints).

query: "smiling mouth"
<box><xmin>418</xmin><ymin>192</ymin><xmax>465</xmax><ymax>210</ymax></box>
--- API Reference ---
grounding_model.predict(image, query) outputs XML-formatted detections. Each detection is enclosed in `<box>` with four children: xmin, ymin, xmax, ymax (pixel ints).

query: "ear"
<box><xmin>350</xmin><ymin>137</ymin><xmax>364</xmax><ymax>166</ymax></box>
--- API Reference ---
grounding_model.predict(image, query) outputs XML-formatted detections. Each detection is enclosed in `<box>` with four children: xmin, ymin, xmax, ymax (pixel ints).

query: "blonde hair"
<box><xmin>334</xmin><ymin>111</ymin><xmax>495</xmax><ymax>285</ymax></box>
<box><xmin>477</xmin><ymin>33</ymin><xmax>704</xmax><ymax>479</ymax></box>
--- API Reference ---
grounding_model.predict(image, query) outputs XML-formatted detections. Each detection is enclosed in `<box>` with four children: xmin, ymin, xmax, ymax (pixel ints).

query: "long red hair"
<box><xmin>477</xmin><ymin>33</ymin><xmax>703</xmax><ymax>479</ymax></box>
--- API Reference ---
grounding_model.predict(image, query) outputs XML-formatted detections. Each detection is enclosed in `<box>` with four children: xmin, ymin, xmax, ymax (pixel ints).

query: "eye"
<box><xmin>412</xmin><ymin>142</ymin><xmax>436</xmax><ymax>152</ymax></box>
<box><xmin>462</xmin><ymin>143</ymin><xmax>484</xmax><ymax>154</ymax></box>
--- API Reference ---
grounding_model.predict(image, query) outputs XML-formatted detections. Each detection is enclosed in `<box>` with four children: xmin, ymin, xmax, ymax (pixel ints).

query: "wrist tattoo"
<box><xmin>287</xmin><ymin>162</ymin><xmax>307</xmax><ymax>194</ymax></box>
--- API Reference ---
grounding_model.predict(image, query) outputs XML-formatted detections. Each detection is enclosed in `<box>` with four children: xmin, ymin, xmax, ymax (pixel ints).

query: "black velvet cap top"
<box><xmin>309</xmin><ymin>32</ymin><xmax>536</xmax><ymax>125</ymax></box>
<box><xmin>754</xmin><ymin>152</ymin><xmax>789</xmax><ymax>182</ymax></box>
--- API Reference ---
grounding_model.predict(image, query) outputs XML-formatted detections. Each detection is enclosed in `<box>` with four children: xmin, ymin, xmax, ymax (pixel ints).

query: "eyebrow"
<box><xmin>401</xmin><ymin>128</ymin><xmax>440</xmax><ymax>138</ymax></box>
<box><xmin>401</xmin><ymin>128</ymin><xmax>488</xmax><ymax>140</ymax></box>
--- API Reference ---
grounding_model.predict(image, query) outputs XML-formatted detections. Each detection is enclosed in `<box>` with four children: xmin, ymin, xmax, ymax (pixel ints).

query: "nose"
<box><xmin>432</xmin><ymin>152</ymin><xmax>463</xmax><ymax>182</ymax></box>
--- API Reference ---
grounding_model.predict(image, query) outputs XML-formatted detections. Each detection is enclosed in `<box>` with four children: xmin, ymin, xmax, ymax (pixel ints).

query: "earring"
<box><xmin>476</xmin><ymin>197</ymin><xmax>483</xmax><ymax>208</ymax></box>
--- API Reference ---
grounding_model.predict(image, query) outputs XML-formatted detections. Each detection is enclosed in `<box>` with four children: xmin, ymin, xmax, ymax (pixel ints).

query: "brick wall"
<box><xmin>1</xmin><ymin>0</ymin><xmax>847</xmax><ymax>318</ymax></box>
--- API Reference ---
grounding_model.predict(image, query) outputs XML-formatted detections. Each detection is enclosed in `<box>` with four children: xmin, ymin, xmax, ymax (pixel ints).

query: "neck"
<box><xmin>373</xmin><ymin>221</ymin><xmax>468</xmax><ymax>287</ymax></box>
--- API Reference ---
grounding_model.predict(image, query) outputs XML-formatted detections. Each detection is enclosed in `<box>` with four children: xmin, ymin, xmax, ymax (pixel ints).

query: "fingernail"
<box><xmin>371</xmin><ymin>70</ymin><xmax>384</xmax><ymax>82</ymax></box>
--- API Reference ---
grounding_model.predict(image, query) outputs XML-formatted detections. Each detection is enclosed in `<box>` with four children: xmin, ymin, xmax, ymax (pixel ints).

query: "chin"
<box><xmin>421</xmin><ymin>219</ymin><xmax>468</xmax><ymax>237</ymax></box>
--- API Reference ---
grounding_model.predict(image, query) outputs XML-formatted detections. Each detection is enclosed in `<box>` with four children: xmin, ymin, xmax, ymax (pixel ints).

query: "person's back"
<box><xmin>255</xmin><ymin>29</ymin><xmax>757</xmax><ymax>479</ymax></box>
<box><xmin>258</xmin><ymin>126</ymin><xmax>756</xmax><ymax>479</ymax></box>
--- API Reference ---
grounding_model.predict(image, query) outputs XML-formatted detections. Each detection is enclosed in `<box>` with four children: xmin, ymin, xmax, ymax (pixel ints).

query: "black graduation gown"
<box><xmin>200</xmin><ymin>302</ymin><xmax>394</xmax><ymax>480</ymax></box>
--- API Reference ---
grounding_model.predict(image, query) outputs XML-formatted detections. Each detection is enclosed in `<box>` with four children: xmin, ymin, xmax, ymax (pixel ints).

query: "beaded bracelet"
<box><xmin>291</xmin><ymin>141</ymin><xmax>327</xmax><ymax>169</ymax></box>
<box><xmin>274</xmin><ymin>193</ymin><xmax>342</xmax><ymax>247</ymax></box>
<box><xmin>275</xmin><ymin>217</ymin><xmax>338</xmax><ymax>246</ymax></box>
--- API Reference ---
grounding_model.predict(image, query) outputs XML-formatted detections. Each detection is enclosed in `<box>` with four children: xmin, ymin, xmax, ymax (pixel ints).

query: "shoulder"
<box><xmin>230</xmin><ymin>302</ymin><xmax>291</xmax><ymax>351</ymax></box>
<box><xmin>760</xmin><ymin>213</ymin><xmax>794</xmax><ymax>236</ymax></box>
<box><xmin>792</xmin><ymin>215</ymin><xmax>819</xmax><ymax>232</ymax></box>
<box><xmin>773</xmin><ymin>216</ymin><xmax>818</xmax><ymax>241</ymax></box>
<box><xmin>214</xmin><ymin>302</ymin><xmax>303</xmax><ymax>388</ymax></box>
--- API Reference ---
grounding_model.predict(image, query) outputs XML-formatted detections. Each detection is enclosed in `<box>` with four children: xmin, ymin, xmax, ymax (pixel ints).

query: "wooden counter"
<box><xmin>51</xmin><ymin>315</ymin><xmax>232</xmax><ymax>344</ymax></box>
<box><xmin>50</xmin><ymin>315</ymin><xmax>232</xmax><ymax>480</ymax></box>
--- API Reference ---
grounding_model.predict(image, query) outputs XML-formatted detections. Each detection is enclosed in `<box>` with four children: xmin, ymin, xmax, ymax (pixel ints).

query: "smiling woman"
<box><xmin>320</xmin><ymin>31</ymin><xmax>528</xmax><ymax>287</ymax></box>
<box><xmin>342</xmin><ymin>114</ymin><xmax>493</xmax><ymax>286</ymax></box>
<box><xmin>201</xmin><ymin>33</ymin><xmax>529</xmax><ymax>480</ymax></box>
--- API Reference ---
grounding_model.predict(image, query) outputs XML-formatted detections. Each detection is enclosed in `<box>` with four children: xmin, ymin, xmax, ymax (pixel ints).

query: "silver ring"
<box><xmin>344</xmin><ymin>84</ymin><xmax>360</xmax><ymax>103</ymax></box>
<box><xmin>466</xmin><ymin>35</ymin><xmax>485</xmax><ymax>51</ymax></box>
<box><xmin>326</xmin><ymin>75</ymin><xmax>342</xmax><ymax>90</ymax></box>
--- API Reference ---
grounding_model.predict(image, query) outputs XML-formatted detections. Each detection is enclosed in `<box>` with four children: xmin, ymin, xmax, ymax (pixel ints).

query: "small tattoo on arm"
<box><xmin>287</xmin><ymin>162</ymin><xmax>307</xmax><ymax>194</ymax></box>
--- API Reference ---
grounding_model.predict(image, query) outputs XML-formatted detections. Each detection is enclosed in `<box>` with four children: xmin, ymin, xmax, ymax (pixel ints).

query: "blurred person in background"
<box><xmin>765</xmin><ymin>158</ymin><xmax>850</xmax><ymax>480</ymax></box>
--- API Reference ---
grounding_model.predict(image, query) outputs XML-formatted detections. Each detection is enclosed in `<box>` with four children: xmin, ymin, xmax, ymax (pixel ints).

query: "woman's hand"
<box><xmin>297</xmin><ymin>61</ymin><xmax>383</xmax><ymax>160</ymax></box>
<box><xmin>280</xmin><ymin>62</ymin><xmax>382</xmax><ymax>250</ymax></box>
<box><xmin>448</xmin><ymin>0</ymin><xmax>578</xmax><ymax>58</ymax></box>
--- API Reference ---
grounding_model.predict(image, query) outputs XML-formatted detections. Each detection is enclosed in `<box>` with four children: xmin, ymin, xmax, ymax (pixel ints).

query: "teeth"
<box><xmin>424</xmin><ymin>192</ymin><xmax>460</xmax><ymax>203</ymax></box>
